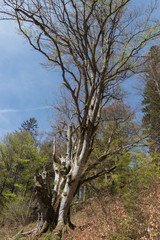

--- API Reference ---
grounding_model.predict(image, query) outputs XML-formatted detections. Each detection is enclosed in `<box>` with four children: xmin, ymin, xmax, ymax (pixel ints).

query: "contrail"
<box><xmin>0</xmin><ymin>106</ymin><xmax>51</xmax><ymax>114</ymax></box>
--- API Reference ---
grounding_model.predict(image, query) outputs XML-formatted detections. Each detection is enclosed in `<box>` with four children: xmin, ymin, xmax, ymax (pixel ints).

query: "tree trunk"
<box><xmin>33</xmin><ymin>169</ymin><xmax>78</xmax><ymax>239</ymax></box>
<box><xmin>33</xmin><ymin>133</ymin><xmax>93</xmax><ymax>239</ymax></box>
<box><xmin>33</xmin><ymin>171</ymin><xmax>55</xmax><ymax>235</ymax></box>
<box><xmin>32</xmin><ymin>116</ymin><xmax>98</xmax><ymax>239</ymax></box>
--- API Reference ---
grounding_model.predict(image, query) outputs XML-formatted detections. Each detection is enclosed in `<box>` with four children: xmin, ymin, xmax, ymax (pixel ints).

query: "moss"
<box><xmin>41</xmin><ymin>230</ymin><xmax>52</xmax><ymax>240</ymax></box>
<box><xmin>50</xmin><ymin>225</ymin><xmax>63</xmax><ymax>240</ymax></box>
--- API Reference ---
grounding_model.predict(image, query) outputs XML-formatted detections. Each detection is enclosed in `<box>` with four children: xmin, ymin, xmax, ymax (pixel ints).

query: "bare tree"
<box><xmin>1</xmin><ymin>0</ymin><xmax>160</xmax><ymax>238</ymax></box>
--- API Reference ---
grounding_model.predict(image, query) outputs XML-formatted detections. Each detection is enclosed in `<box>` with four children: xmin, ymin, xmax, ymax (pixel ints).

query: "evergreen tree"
<box><xmin>19</xmin><ymin>117</ymin><xmax>38</xmax><ymax>140</ymax></box>
<box><xmin>142</xmin><ymin>46</ymin><xmax>160</xmax><ymax>152</ymax></box>
<box><xmin>1</xmin><ymin>0</ymin><xmax>160</xmax><ymax>237</ymax></box>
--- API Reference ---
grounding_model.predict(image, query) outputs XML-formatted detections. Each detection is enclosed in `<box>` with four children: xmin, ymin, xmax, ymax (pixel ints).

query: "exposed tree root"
<box><xmin>9</xmin><ymin>229</ymin><xmax>23</xmax><ymax>240</ymax></box>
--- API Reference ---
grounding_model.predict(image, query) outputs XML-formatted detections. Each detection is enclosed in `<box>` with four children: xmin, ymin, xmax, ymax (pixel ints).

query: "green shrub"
<box><xmin>0</xmin><ymin>194</ymin><xmax>36</xmax><ymax>227</ymax></box>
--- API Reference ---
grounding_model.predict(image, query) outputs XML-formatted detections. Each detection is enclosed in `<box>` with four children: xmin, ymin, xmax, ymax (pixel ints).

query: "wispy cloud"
<box><xmin>0</xmin><ymin>106</ymin><xmax>51</xmax><ymax>114</ymax></box>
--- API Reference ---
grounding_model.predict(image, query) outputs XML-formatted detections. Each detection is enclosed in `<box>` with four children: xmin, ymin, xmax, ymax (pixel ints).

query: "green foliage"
<box><xmin>0</xmin><ymin>194</ymin><xmax>36</xmax><ymax>226</ymax></box>
<box><xmin>85</xmin><ymin>101</ymin><xmax>139</xmax><ymax>194</ymax></box>
<box><xmin>107</xmin><ymin>149</ymin><xmax>159</xmax><ymax>240</ymax></box>
<box><xmin>19</xmin><ymin>117</ymin><xmax>38</xmax><ymax>140</ymax></box>
<box><xmin>0</xmin><ymin>131</ymin><xmax>45</xmax><ymax>204</ymax></box>
<box><xmin>107</xmin><ymin>152</ymin><xmax>131</xmax><ymax>194</ymax></box>
<box><xmin>142</xmin><ymin>45</ymin><xmax>160</xmax><ymax>152</ymax></box>
<box><xmin>130</xmin><ymin>150</ymin><xmax>158</xmax><ymax>187</ymax></box>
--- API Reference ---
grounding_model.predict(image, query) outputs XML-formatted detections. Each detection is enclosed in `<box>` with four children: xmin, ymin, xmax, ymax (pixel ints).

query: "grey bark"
<box><xmin>0</xmin><ymin>0</ymin><xmax>160</xmax><ymax>237</ymax></box>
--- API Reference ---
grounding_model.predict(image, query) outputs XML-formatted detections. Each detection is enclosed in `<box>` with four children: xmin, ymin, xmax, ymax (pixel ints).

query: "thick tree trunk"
<box><xmin>33</xmin><ymin>170</ymin><xmax>77</xmax><ymax>239</ymax></box>
<box><xmin>33</xmin><ymin>123</ymin><xmax>97</xmax><ymax>239</ymax></box>
<box><xmin>33</xmin><ymin>171</ymin><xmax>55</xmax><ymax>235</ymax></box>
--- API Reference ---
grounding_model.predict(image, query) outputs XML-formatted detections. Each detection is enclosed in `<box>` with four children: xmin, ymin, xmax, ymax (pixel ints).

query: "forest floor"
<box><xmin>65</xmin><ymin>183</ymin><xmax>160</xmax><ymax>240</ymax></box>
<box><xmin>0</xmin><ymin>180</ymin><xmax>160</xmax><ymax>240</ymax></box>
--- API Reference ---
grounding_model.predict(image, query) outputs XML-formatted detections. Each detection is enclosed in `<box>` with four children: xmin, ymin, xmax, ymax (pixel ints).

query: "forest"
<box><xmin>0</xmin><ymin>0</ymin><xmax>160</xmax><ymax>239</ymax></box>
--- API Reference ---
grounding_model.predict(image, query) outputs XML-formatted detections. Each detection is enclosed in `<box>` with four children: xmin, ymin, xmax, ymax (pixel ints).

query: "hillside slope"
<box><xmin>0</xmin><ymin>180</ymin><xmax>159</xmax><ymax>240</ymax></box>
<box><xmin>65</xmin><ymin>182</ymin><xmax>160</xmax><ymax>240</ymax></box>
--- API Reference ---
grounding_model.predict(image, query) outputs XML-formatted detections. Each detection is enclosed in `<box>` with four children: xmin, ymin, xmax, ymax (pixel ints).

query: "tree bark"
<box><xmin>34</xmin><ymin>171</ymin><xmax>55</xmax><ymax>235</ymax></box>
<box><xmin>33</xmin><ymin>124</ymin><xmax>95</xmax><ymax>238</ymax></box>
<box><xmin>33</xmin><ymin>170</ymin><xmax>81</xmax><ymax>239</ymax></box>
<box><xmin>1</xmin><ymin>0</ymin><xmax>159</xmax><ymax>239</ymax></box>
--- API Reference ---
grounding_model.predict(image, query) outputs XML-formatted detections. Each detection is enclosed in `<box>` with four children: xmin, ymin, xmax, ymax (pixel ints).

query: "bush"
<box><xmin>0</xmin><ymin>194</ymin><xmax>37</xmax><ymax>227</ymax></box>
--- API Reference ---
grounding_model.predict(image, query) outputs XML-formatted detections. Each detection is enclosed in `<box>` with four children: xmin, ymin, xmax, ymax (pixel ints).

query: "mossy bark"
<box><xmin>33</xmin><ymin>171</ymin><xmax>75</xmax><ymax>239</ymax></box>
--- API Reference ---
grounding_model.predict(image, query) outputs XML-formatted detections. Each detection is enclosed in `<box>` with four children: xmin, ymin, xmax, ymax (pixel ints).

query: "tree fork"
<box><xmin>1</xmin><ymin>0</ymin><xmax>160</xmax><ymax>239</ymax></box>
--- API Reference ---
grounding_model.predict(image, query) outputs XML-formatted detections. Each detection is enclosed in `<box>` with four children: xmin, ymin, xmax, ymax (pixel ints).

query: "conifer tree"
<box><xmin>1</xmin><ymin>0</ymin><xmax>160</xmax><ymax>237</ymax></box>
<box><xmin>19</xmin><ymin>117</ymin><xmax>38</xmax><ymax>140</ymax></box>
<box><xmin>142</xmin><ymin>46</ymin><xmax>160</xmax><ymax>152</ymax></box>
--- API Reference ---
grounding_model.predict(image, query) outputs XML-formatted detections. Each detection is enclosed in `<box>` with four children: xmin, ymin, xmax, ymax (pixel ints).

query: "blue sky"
<box><xmin>0</xmin><ymin>0</ymin><xmax>159</xmax><ymax>139</ymax></box>
<box><xmin>0</xmin><ymin>21</ymin><xmax>62</xmax><ymax>138</ymax></box>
